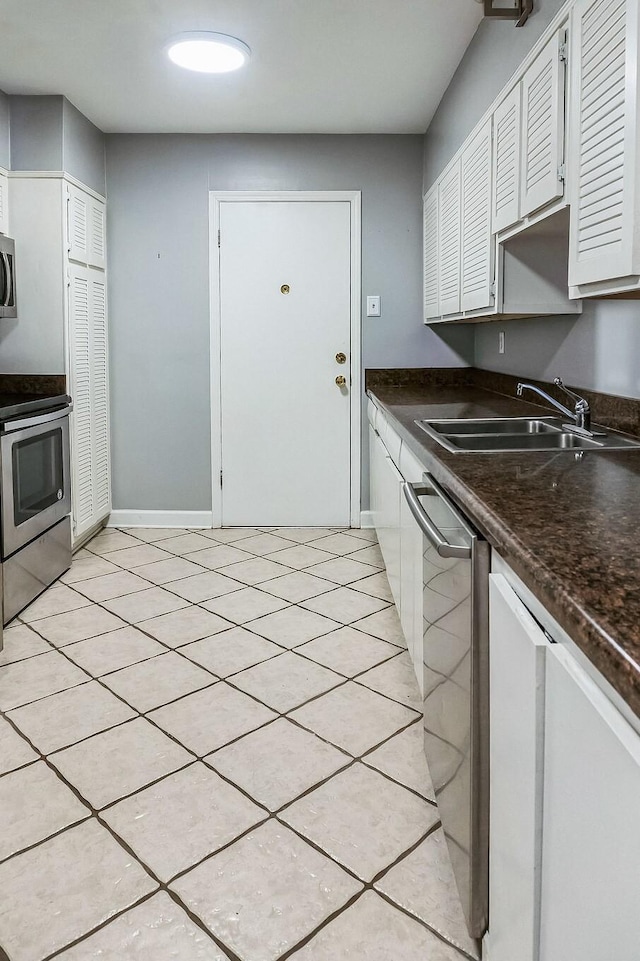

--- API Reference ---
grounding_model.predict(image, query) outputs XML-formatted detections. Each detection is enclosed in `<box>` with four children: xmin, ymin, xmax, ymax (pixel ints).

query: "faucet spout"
<box><xmin>516</xmin><ymin>379</ymin><xmax>592</xmax><ymax>435</ymax></box>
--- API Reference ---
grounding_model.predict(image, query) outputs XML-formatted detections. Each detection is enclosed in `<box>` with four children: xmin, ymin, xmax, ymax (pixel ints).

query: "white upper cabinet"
<box><xmin>567</xmin><ymin>0</ymin><xmax>636</xmax><ymax>294</ymax></box>
<box><xmin>438</xmin><ymin>160</ymin><xmax>462</xmax><ymax>316</ymax></box>
<box><xmin>0</xmin><ymin>170</ymin><xmax>9</xmax><ymax>235</ymax></box>
<box><xmin>67</xmin><ymin>184</ymin><xmax>106</xmax><ymax>269</ymax></box>
<box><xmin>520</xmin><ymin>30</ymin><xmax>567</xmax><ymax>219</ymax></box>
<box><xmin>492</xmin><ymin>87</ymin><xmax>522</xmax><ymax>233</ymax></box>
<box><xmin>423</xmin><ymin>186</ymin><xmax>439</xmax><ymax>321</ymax></box>
<box><xmin>461</xmin><ymin>119</ymin><xmax>494</xmax><ymax>312</ymax></box>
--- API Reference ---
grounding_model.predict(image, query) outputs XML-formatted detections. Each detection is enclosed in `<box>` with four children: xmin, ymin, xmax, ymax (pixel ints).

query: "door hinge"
<box><xmin>217</xmin><ymin>229</ymin><xmax>221</xmax><ymax>248</ymax></box>
<box><xmin>558</xmin><ymin>163</ymin><xmax>566</xmax><ymax>183</ymax></box>
<box><xmin>490</xmin><ymin>282</ymin><xmax>496</xmax><ymax>299</ymax></box>
<box><xmin>559</xmin><ymin>36</ymin><xmax>568</xmax><ymax>63</ymax></box>
<box><xmin>219</xmin><ymin>470</ymin><xmax>223</xmax><ymax>488</ymax></box>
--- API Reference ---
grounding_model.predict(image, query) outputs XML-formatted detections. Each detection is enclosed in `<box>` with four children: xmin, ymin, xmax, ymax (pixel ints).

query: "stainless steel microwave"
<box><xmin>0</xmin><ymin>235</ymin><xmax>17</xmax><ymax>319</ymax></box>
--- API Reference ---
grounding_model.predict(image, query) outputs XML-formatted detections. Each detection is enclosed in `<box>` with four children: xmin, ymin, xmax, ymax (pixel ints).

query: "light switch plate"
<box><xmin>367</xmin><ymin>295</ymin><xmax>381</xmax><ymax>317</ymax></box>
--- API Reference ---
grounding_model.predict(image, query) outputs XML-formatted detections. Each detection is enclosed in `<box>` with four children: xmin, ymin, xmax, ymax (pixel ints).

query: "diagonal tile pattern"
<box><xmin>0</xmin><ymin>525</ymin><xmax>473</xmax><ymax>961</ymax></box>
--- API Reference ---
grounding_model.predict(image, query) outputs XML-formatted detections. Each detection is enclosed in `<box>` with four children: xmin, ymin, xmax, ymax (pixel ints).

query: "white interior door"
<box><xmin>218</xmin><ymin>199</ymin><xmax>353</xmax><ymax>526</ymax></box>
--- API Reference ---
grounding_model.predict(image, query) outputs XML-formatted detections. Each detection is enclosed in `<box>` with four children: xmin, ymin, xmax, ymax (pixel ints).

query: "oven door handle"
<box><xmin>2</xmin><ymin>405</ymin><xmax>73</xmax><ymax>434</ymax></box>
<box><xmin>403</xmin><ymin>481</ymin><xmax>471</xmax><ymax>559</ymax></box>
<box><xmin>0</xmin><ymin>253</ymin><xmax>9</xmax><ymax>307</ymax></box>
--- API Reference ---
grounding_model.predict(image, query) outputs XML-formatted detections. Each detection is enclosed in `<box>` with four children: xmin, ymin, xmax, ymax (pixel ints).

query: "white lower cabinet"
<box><xmin>539</xmin><ymin>644</ymin><xmax>640</xmax><ymax>961</ymax></box>
<box><xmin>369</xmin><ymin>423</ymin><xmax>402</xmax><ymax>609</ymax></box>
<box><xmin>488</xmin><ymin>573</ymin><xmax>548</xmax><ymax>961</ymax></box>
<box><xmin>488</xmin><ymin>569</ymin><xmax>640</xmax><ymax>961</ymax></box>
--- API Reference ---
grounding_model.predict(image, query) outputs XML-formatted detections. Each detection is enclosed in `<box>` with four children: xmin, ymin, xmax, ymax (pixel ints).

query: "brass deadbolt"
<box><xmin>335</xmin><ymin>352</ymin><xmax>347</xmax><ymax>364</ymax></box>
<box><xmin>280</xmin><ymin>284</ymin><xmax>290</xmax><ymax>294</ymax></box>
<box><xmin>335</xmin><ymin>375</ymin><xmax>347</xmax><ymax>387</ymax></box>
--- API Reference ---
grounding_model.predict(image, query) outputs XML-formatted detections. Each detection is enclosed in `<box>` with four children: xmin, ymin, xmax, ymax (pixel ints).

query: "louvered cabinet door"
<box><xmin>0</xmin><ymin>171</ymin><xmax>9</xmax><ymax>235</ymax></box>
<box><xmin>520</xmin><ymin>31</ymin><xmax>566</xmax><ymax>218</ymax></box>
<box><xmin>569</xmin><ymin>0</ymin><xmax>635</xmax><ymax>287</ymax></box>
<box><xmin>67</xmin><ymin>186</ymin><xmax>89</xmax><ymax>264</ymax></box>
<box><xmin>89</xmin><ymin>200</ymin><xmax>106</xmax><ymax>270</ymax></box>
<box><xmin>461</xmin><ymin>119</ymin><xmax>494</xmax><ymax>312</ymax></box>
<box><xmin>89</xmin><ymin>272</ymin><xmax>111</xmax><ymax>520</ymax></box>
<box><xmin>493</xmin><ymin>87</ymin><xmax>522</xmax><ymax>233</ymax></box>
<box><xmin>68</xmin><ymin>265</ymin><xmax>95</xmax><ymax>538</ymax></box>
<box><xmin>438</xmin><ymin>161</ymin><xmax>462</xmax><ymax>316</ymax></box>
<box><xmin>423</xmin><ymin>187</ymin><xmax>439</xmax><ymax>320</ymax></box>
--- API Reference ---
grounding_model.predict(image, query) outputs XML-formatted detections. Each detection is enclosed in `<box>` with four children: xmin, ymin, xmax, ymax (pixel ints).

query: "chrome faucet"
<box><xmin>516</xmin><ymin>378</ymin><xmax>592</xmax><ymax>434</ymax></box>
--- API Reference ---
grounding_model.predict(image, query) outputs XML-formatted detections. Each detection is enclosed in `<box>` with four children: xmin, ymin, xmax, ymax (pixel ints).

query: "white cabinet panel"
<box><xmin>461</xmin><ymin>119</ymin><xmax>494</xmax><ymax>312</ymax></box>
<box><xmin>400</xmin><ymin>491</ymin><xmax>423</xmax><ymax>693</ymax></box>
<box><xmin>568</xmin><ymin>0</ymin><xmax>632</xmax><ymax>289</ymax></box>
<box><xmin>520</xmin><ymin>30</ymin><xmax>566</xmax><ymax>218</ymax></box>
<box><xmin>423</xmin><ymin>187</ymin><xmax>439</xmax><ymax>320</ymax></box>
<box><xmin>488</xmin><ymin>574</ymin><xmax>548</xmax><ymax>961</ymax></box>
<box><xmin>68</xmin><ymin>184</ymin><xmax>106</xmax><ymax>269</ymax></box>
<box><xmin>438</xmin><ymin>161</ymin><xmax>462</xmax><ymax>316</ymax></box>
<box><xmin>492</xmin><ymin>86</ymin><xmax>521</xmax><ymax>233</ymax></box>
<box><xmin>0</xmin><ymin>170</ymin><xmax>9</xmax><ymax>235</ymax></box>
<box><xmin>539</xmin><ymin>642</ymin><xmax>640</xmax><ymax>961</ymax></box>
<box><xmin>369</xmin><ymin>425</ymin><xmax>401</xmax><ymax>610</ymax></box>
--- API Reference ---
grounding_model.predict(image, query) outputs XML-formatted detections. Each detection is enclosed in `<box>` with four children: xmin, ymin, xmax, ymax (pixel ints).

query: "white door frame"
<box><xmin>209</xmin><ymin>190</ymin><xmax>362</xmax><ymax>527</ymax></box>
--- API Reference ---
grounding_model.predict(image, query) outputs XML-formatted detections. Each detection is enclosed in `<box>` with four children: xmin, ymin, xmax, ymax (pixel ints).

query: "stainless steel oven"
<box><xmin>403</xmin><ymin>472</ymin><xmax>490</xmax><ymax>941</ymax></box>
<box><xmin>0</xmin><ymin>235</ymin><xmax>17</xmax><ymax>319</ymax></box>
<box><xmin>0</xmin><ymin>399</ymin><xmax>72</xmax><ymax>624</ymax></box>
<box><xmin>1</xmin><ymin>406</ymin><xmax>71</xmax><ymax>558</ymax></box>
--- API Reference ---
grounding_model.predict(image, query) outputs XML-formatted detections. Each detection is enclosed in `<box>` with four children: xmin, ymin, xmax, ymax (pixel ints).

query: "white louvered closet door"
<box><xmin>68</xmin><ymin>187</ymin><xmax>89</xmax><ymax>264</ymax></box>
<box><xmin>0</xmin><ymin>171</ymin><xmax>9</xmax><ymax>235</ymax></box>
<box><xmin>68</xmin><ymin>185</ymin><xmax>106</xmax><ymax>269</ymax></box>
<box><xmin>68</xmin><ymin>264</ymin><xmax>111</xmax><ymax>540</ymax></box>
<box><xmin>520</xmin><ymin>30</ymin><xmax>566</xmax><ymax>218</ymax></box>
<box><xmin>569</xmin><ymin>0</ymin><xmax>632</xmax><ymax>287</ymax></box>
<box><xmin>438</xmin><ymin>161</ymin><xmax>462</xmax><ymax>316</ymax></box>
<box><xmin>493</xmin><ymin>86</ymin><xmax>522</xmax><ymax>233</ymax></box>
<box><xmin>461</xmin><ymin>119</ymin><xmax>494</xmax><ymax>313</ymax></box>
<box><xmin>69</xmin><ymin>265</ymin><xmax>94</xmax><ymax>537</ymax></box>
<box><xmin>423</xmin><ymin>187</ymin><xmax>439</xmax><ymax>320</ymax></box>
<box><xmin>90</xmin><ymin>272</ymin><xmax>111</xmax><ymax>519</ymax></box>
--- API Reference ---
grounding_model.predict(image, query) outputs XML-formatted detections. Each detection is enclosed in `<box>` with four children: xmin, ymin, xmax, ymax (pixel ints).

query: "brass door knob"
<box><xmin>335</xmin><ymin>352</ymin><xmax>347</xmax><ymax>364</ymax></box>
<box><xmin>335</xmin><ymin>376</ymin><xmax>347</xmax><ymax>387</ymax></box>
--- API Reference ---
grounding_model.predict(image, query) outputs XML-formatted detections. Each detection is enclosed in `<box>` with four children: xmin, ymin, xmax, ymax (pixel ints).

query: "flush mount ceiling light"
<box><xmin>166</xmin><ymin>32</ymin><xmax>251</xmax><ymax>73</ymax></box>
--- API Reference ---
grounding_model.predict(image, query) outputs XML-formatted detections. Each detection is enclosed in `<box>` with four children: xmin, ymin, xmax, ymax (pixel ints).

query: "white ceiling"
<box><xmin>0</xmin><ymin>0</ymin><xmax>482</xmax><ymax>135</ymax></box>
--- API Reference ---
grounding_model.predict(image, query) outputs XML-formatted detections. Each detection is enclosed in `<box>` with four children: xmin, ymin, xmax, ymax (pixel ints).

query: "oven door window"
<box><xmin>12</xmin><ymin>427</ymin><xmax>64</xmax><ymax>526</ymax></box>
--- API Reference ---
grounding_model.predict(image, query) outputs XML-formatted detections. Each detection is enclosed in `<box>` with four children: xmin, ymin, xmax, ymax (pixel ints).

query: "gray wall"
<box><xmin>0</xmin><ymin>91</ymin><xmax>10</xmax><ymax>169</ymax></box>
<box><xmin>62</xmin><ymin>100</ymin><xmax>106</xmax><ymax>196</ymax></box>
<box><xmin>10</xmin><ymin>96</ymin><xmax>64</xmax><ymax>172</ymax></box>
<box><xmin>9</xmin><ymin>95</ymin><xmax>105</xmax><ymax>195</ymax></box>
<box><xmin>423</xmin><ymin>0</ymin><xmax>567</xmax><ymax>192</ymax></box>
<box><xmin>106</xmin><ymin>134</ymin><xmax>472</xmax><ymax>513</ymax></box>
<box><xmin>426</xmin><ymin>0</ymin><xmax>640</xmax><ymax>402</ymax></box>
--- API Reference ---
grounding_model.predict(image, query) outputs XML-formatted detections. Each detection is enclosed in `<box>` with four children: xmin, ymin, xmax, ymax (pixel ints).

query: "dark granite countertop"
<box><xmin>367</xmin><ymin>371</ymin><xmax>640</xmax><ymax>718</ymax></box>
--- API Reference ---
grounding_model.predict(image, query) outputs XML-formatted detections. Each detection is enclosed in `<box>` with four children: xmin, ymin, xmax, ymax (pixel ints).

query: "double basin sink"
<box><xmin>416</xmin><ymin>416</ymin><xmax>640</xmax><ymax>453</ymax></box>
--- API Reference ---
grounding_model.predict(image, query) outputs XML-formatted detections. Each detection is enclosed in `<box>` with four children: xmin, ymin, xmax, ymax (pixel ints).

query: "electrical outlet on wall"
<box><xmin>499</xmin><ymin>330</ymin><xmax>506</xmax><ymax>354</ymax></box>
<box><xmin>367</xmin><ymin>296</ymin><xmax>381</xmax><ymax>317</ymax></box>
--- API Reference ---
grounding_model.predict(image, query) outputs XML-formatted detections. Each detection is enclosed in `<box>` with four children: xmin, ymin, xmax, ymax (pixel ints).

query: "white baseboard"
<box><xmin>360</xmin><ymin>510</ymin><xmax>375</xmax><ymax>529</ymax></box>
<box><xmin>107</xmin><ymin>510</ymin><xmax>214</xmax><ymax>529</ymax></box>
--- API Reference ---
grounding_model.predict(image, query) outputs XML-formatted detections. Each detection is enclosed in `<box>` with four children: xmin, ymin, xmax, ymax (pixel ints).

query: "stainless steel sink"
<box><xmin>415</xmin><ymin>416</ymin><xmax>640</xmax><ymax>453</ymax></box>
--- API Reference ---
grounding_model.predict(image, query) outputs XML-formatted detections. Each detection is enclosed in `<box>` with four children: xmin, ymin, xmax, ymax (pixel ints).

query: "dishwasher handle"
<box><xmin>403</xmin><ymin>481</ymin><xmax>471</xmax><ymax>559</ymax></box>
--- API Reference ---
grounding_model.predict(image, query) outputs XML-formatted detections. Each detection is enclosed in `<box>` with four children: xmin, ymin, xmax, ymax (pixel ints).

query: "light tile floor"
<box><xmin>0</xmin><ymin>526</ymin><xmax>478</xmax><ymax>961</ymax></box>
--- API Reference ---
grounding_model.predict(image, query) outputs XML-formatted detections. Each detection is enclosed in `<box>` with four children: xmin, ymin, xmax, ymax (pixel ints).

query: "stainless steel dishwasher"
<box><xmin>403</xmin><ymin>472</ymin><xmax>489</xmax><ymax>940</ymax></box>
